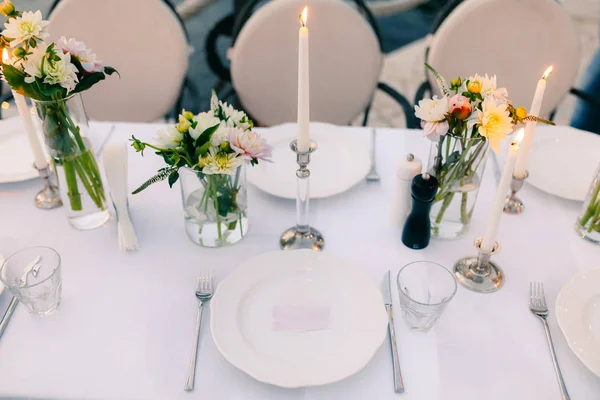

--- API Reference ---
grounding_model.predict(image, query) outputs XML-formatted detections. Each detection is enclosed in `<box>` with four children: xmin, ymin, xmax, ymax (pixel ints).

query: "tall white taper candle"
<box><xmin>514</xmin><ymin>66</ymin><xmax>553</xmax><ymax>178</ymax></box>
<box><xmin>297</xmin><ymin>6</ymin><xmax>310</xmax><ymax>153</ymax></box>
<box><xmin>480</xmin><ymin>129</ymin><xmax>525</xmax><ymax>252</ymax></box>
<box><xmin>2</xmin><ymin>49</ymin><xmax>47</xmax><ymax>170</ymax></box>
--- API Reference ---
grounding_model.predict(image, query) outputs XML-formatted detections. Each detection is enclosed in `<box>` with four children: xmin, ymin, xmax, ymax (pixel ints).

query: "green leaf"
<box><xmin>168</xmin><ymin>170</ymin><xmax>179</xmax><ymax>188</ymax></box>
<box><xmin>1</xmin><ymin>64</ymin><xmax>48</xmax><ymax>100</ymax></box>
<box><xmin>443</xmin><ymin>151</ymin><xmax>460</xmax><ymax>169</ymax></box>
<box><xmin>194</xmin><ymin>123</ymin><xmax>220</xmax><ymax>148</ymax></box>
<box><xmin>72</xmin><ymin>72</ymin><xmax>106</xmax><ymax>94</ymax></box>
<box><xmin>104</xmin><ymin>66</ymin><xmax>120</xmax><ymax>78</ymax></box>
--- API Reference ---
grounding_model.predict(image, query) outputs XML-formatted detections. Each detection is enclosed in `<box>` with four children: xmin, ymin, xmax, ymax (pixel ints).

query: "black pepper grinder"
<box><xmin>402</xmin><ymin>173</ymin><xmax>439</xmax><ymax>249</ymax></box>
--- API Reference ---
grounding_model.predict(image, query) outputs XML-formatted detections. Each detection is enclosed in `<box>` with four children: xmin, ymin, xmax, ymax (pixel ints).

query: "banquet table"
<box><xmin>0</xmin><ymin>121</ymin><xmax>598</xmax><ymax>400</ymax></box>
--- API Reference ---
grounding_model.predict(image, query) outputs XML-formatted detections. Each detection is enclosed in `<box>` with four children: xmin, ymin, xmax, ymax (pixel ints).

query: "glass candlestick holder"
<box><xmin>453</xmin><ymin>237</ymin><xmax>503</xmax><ymax>293</ymax></box>
<box><xmin>280</xmin><ymin>139</ymin><xmax>324</xmax><ymax>251</ymax></box>
<box><xmin>34</xmin><ymin>163</ymin><xmax>63</xmax><ymax>210</ymax></box>
<box><xmin>504</xmin><ymin>172</ymin><xmax>528</xmax><ymax>214</ymax></box>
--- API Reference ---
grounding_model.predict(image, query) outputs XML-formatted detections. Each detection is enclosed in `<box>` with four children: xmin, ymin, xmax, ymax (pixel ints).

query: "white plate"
<box><xmin>0</xmin><ymin>117</ymin><xmax>40</xmax><ymax>183</ymax></box>
<box><xmin>556</xmin><ymin>268</ymin><xmax>600</xmax><ymax>377</ymax></box>
<box><xmin>248</xmin><ymin>122</ymin><xmax>371</xmax><ymax>199</ymax></box>
<box><xmin>210</xmin><ymin>250</ymin><xmax>388</xmax><ymax>388</ymax></box>
<box><xmin>528</xmin><ymin>126</ymin><xmax>600</xmax><ymax>201</ymax></box>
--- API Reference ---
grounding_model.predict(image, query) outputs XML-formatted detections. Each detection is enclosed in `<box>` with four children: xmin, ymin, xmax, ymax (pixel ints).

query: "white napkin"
<box><xmin>103</xmin><ymin>142</ymin><xmax>139</xmax><ymax>252</ymax></box>
<box><xmin>272</xmin><ymin>305</ymin><xmax>330</xmax><ymax>332</ymax></box>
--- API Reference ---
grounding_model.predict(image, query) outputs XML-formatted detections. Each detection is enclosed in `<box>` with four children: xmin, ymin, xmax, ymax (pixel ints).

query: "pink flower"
<box><xmin>56</xmin><ymin>36</ymin><xmax>104</xmax><ymax>73</ymax></box>
<box><xmin>421</xmin><ymin>120</ymin><xmax>449</xmax><ymax>143</ymax></box>
<box><xmin>448</xmin><ymin>94</ymin><xmax>472</xmax><ymax>120</ymax></box>
<box><xmin>228</xmin><ymin>128</ymin><xmax>272</xmax><ymax>162</ymax></box>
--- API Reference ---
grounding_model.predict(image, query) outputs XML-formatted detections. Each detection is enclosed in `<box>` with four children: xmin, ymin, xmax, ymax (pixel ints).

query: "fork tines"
<box><xmin>529</xmin><ymin>282</ymin><xmax>547</xmax><ymax>310</ymax></box>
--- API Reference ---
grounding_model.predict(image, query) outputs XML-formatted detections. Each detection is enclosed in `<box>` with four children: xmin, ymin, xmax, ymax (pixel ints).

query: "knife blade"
<box><xmin>382</xmin><ymin>270</ymin><xmax>405</xmax><ymax>393</ymax></box>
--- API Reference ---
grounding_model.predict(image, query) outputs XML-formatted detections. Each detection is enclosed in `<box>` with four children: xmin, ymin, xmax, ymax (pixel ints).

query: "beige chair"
<box><xmin>48</xmin><ymin>0</ymin><xmax>190</xmax><ymax>122</ymax></box>
<box><xmin>224</xmin><ymin>0</ymin><xmax>384</xmax><ymax>126</ymax></box>
<box><xmin>418</xmin><ymin>0</ymin><xmax>580</xmax><ymax>119</ymax></box>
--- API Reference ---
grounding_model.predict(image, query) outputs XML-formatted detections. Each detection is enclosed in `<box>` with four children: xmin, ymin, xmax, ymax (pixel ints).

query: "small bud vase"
<box><xmin>180</xmin><ymin>165</ymin><xmax>249</xmax><ymax>247</ymax></box>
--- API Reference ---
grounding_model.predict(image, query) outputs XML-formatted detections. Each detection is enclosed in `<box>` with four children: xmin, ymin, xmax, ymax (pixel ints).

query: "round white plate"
<box><xmin>0</xmin><ymin>117</ymin><xmax>39</xmax><ymax>183</ymax></box>
<box><xmin>556</xmin><ymin>268</ymin><xmax>600</xmax><ymax>377</ymax></box>
<box><xmin>248</xmin><ymin>122</ymin><xmax>371</xmax><ymax>199</ymax></box>
<box><xmin>210</xmin><ymin>250</ymin><xmax>388</xmax><ymax>388</ymax></box>
<box><xmin>528</xmin><ymin>126</ymin><xmax>600</xmax><ymax>201</ymax></box>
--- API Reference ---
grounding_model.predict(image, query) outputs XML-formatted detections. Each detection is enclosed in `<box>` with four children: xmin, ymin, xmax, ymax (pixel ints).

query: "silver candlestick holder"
<box><xmin>503</xmin><ymin>172</ymin><xmax>528</xmax><ymax>214</ymax></box>
<box><xmin>34</xmin><ymin>163</ymin><xmax>62</xmax><ymax>210</ymax></box>
<box><xmin>280</xmin><ymin>139</ymin><xmax>324</xmax><ymax>251</ymax></box>
<box><xmin>453</xmin><ymin>237</ymin><xmax>503</xmax><ymax>293</ymax></box>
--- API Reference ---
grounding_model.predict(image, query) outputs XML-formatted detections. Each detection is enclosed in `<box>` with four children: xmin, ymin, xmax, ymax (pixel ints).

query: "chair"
<box><xmin>47</xmin><ymin>0</ymin><xmax>191</xmax><ymax>122</ymax></box>
<box><xmin>206</xmin><ymin>0</ymin><xmax>415</xmax><ymax>127</ymax></box>
<box><xmin>414</xmin><ymin>0</ymin><xmax>581</xmax><ymax>126</ymax></box>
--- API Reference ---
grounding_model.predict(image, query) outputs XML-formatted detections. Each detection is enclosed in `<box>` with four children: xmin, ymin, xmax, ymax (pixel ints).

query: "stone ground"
<box><xmin>4</xmin><ymin>0</ymin><xmax>600</xmax><ymax>127</ymax></box>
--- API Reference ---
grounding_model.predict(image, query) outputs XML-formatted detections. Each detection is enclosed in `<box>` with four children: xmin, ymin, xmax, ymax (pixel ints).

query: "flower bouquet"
<box><xmin>131</xmin><ymin>92</ymin><xmax>272</xmax><ymax>247</ymax></box>
<box><xmin>415</xmin><ymin>64</ymin><xmax>552</xmax><ymax>238</ymax></box>
<box><xmin>0</xmin><ymin>2</ymin><xmax>118</xmax><ymax>229</ymax></box>
<box><xmin>576</xmin><ymin>164</ymin><xmax>600</xmax><ymax>243</ymax></box>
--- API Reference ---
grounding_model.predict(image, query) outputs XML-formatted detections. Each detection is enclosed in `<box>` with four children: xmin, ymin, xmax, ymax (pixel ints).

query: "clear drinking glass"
<box><xmin>575</xmin><ymin>162</ymin><xmax>600</xmax><ymax>244</ymax></box>
<box><xmin>396</xmin><ymin>261</ymin><xmax>457</xmax><ymax>332</ymax></box>
<box><xmin>0</xmin><ymin>247</ymin><xmax>62</xmax><ymax>316</ymax></box>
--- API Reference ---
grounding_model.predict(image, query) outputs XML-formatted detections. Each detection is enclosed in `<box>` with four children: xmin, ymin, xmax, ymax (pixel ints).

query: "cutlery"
<box><xmin>184</xmin><ymin>272</ymin><xmax>214</xmax><ymax>391</ymax></box>
<box><xmin>103</xmin><ymin>141</ymin><xmax>139</xmax><ymax>252</ymax></box>
<box><xmin>0</xmin><ymin>297</ymin><xmax>18</xmax><ymax>340</ymax></box>
<box><xmin>366</xmin><ymin>128</ymin><xmax>380</xmax><ymax>182</ymax></box>
<box><xmin>19</xmin><ymin>255</ymin><xmax>41</xmax><ymax>286</ymax></box>
<box><xmin>529</xmin><ymin>282</ymin><xmax>570</xmax><ymax>400</ymax></box>
<box><xmin>382</xmin><ymin>270</ymin><xmax>405</xmax><ymax>393</ymax></box>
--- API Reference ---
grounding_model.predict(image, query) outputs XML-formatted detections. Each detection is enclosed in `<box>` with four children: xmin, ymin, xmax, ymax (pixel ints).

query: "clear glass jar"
<box><xmin>180</xmin><ymin>165</ymin><xmax>248</xmax><ymax>247</ymax></box>
<box><xmin>427</xmin><ymin>135</ymin><xmax>489</xmax><ymax>239</ymax></box>
<box><xmin>575</xmin><ymin>162</ymin><xmax>600</xmax><ymax>244</ymax></box>
<box><xmin>33</xmin><ymin>94</ymin><xmax>109</xmax><ymax>230</ymax></box>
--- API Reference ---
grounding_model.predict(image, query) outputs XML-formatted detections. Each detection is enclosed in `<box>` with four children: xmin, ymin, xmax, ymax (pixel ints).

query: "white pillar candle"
<box><xmin>2</xmin><ymin>49</ymin><xmax>47</xmax><ymax>170</ymax></box>
<box><xmin>297</xmin><ymin>6</ymin><xmax>310</xmax><ymax>153</ymax></box>
<box><xmin>480</xmin><ymin>129</ymin><xmax>525</xmax><ymax>252</ymax></box>
<box><xmin>514</xmin><ymin>66</ymin><xmax>553</xmax><ymax>178</ymax></box>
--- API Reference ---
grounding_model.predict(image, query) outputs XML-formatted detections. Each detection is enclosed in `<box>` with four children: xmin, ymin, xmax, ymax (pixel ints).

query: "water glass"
<box><xmin>0</xmin><ymin>246</ymin><xmax>62</xmax><ymax>316</ymax></box>
<box><xmin>397</xmin><ymin>261</ymin><xmax>457</xmax><ymax>332</ymax></box>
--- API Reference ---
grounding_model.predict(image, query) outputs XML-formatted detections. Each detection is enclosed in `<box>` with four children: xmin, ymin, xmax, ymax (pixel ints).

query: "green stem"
<box><xmin>62</xmin><ymin>159</ymin><xmax>82</xmax><ymax>211</ymax></box>
<box><xmin>460</xmin><ymin>192</ymin><xmax>469</xmax><ymax>225</ymax></box>
<box><xmin>212</xmin><ymin>178</ymin><xmax>223</xmax><ymax>240</ymax></box>
<box><xmin>580</xmin><ymin>182</ymin><xmax>600</xmax><ymax>228</ymax></box>
<box><xmin>435</xmin><ymin>192</ymin><xmax>455</xmax><ymax>224</ymax></box>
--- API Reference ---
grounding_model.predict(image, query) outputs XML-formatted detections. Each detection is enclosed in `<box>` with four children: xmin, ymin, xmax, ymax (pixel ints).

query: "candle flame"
<box><xmin>542</xmin><ymin>66</ymin><xmax>553</xmax><ymax>80</ymax></box>
<box><xmin>513</xmin><ymin>128</ymin><xmax>525</xmax><ymax>145</ymax></box>
<box><xmin>2</xmin><ymin>48</ymin><xmax>8</xmax><ymax>64</ymax></box>
<box><xmin>299</xmin><ymin>6</ymin><xmax>308</xmax><ymax>27</ymax></box>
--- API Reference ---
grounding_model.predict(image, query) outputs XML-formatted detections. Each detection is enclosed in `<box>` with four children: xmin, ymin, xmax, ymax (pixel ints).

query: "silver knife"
<box><xmin>382</xmin><ymin>270</ymin><xmax>405</xmax><ymax>393</ymax></box>
<box><xmin>0</xmin><ymin>297</ymin><xmax>18</xmax><ymax>340</ymax></box>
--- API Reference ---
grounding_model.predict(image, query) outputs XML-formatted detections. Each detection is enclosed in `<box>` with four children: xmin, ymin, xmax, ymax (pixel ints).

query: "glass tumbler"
<box><xmin>0</xmin><ymin>246</ymin><xmax>62</xmax><ymax>316</ymax></box>
<box><xmin>397</xmin><ymin>261</ymin><xmax>457</xmax><ymax>332</ymax></box>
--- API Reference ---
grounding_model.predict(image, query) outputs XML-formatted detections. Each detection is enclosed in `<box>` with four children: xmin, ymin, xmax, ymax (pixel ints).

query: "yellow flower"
<box><xmin>181</xmin><ymin>109</ymin><xmax>194</xmax><ymax>121</ymax></box>
<box><xmin>450</xmin><ymin>77</ymin><xmax>462</xmax><ymax>87</ymax></box>
<box><xmin>467</xmin><ymin>79</ymin><xmax>482</xmax><ymax>94</ymax></box>
<box><xmin>468</xmin><ymin>97</ymin><xmax>513</xmax><ymax>153</ymax></box>
<box><xmin>176</xmin><ymin>116</ymin><xmax>191</xmax><ymax>133</ymax></box>
<box><xmin>0</xmin><ymin>0</ymin><xmax>15</xmax><ymax>17</ymax></box>
<box><xmin>515</xmin><ymin>107</ymin><xmax>527</xmax><ymax>120</ymax></box>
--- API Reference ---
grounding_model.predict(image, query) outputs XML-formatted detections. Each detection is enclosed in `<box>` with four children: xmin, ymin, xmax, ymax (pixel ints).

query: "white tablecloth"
<box><xmin>0</xmin><ymin>122</ymin><xmax>598</xmax><ymax>400</ymax></box>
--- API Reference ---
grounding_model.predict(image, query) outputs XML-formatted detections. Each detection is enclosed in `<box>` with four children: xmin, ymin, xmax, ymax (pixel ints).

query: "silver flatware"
<box><xmin>382</xmin><ymin>270</ymin><xmax>405</xmax><ymax>393</ymax></box>
<box><xmin>366</xmin><ymin>128</ymin><xmax>380</xmax><ymax>182</ymax></box>
<box><xmin>529</xmin><ymin>282</ymin><xmax>570</xmax><ymax>400</ymax></box>
<box><xmin>19</xmin><ymin>255</ymin><xmax>41</xmax><ymax>286</ymax></box>
<box><xmin>0</xmin><ymin>297</ymin><xmax>18</xmax><ymax>340</ymax></box>
<box><xmin>184</xmin><ymin>272</ymin><xmax>214</xmax><ymax>391</ymax></box>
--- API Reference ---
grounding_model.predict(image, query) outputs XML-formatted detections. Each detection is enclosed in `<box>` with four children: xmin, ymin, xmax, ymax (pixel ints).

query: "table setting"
<box><xmin>1</xmin><ymin>2</ymin><xmax>600</xmax><ymax>400</ymax></box>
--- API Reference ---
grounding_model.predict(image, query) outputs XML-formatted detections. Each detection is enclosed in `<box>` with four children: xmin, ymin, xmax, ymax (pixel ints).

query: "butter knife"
<box><xmin>382</xmin><ymin>270</ymin><xmax>405</xmax><ymax>393</ymax></box>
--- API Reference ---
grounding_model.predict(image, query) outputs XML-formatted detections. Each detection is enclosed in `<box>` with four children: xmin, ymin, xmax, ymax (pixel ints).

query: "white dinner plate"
<box><xmin>248</xmin><ymin>122</ymin><xmax>371</xmax><ymax>199</ymax></box>
<box><xmin>210</xmin><ymin>250</ymin><xmax>388</xmax><ymax>388</ymax></box>
<box><xmin>0</xmin><ymin>117</ymin><xmax>39</xmax><ymax>183</ymax></box>
<box><xmin>556</xmin><ymin>268</ymin><xmax>600</xmax><ymax>377</ymax></box>
<box><xmin>528</xmin><ymin>126</ymin><xmax>600</xmax><ymax>201</ymax></box>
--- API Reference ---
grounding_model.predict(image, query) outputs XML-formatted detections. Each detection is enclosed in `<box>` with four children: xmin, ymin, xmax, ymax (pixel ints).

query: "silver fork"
<box><xmin>184</xmin><ymin>273</ymin><xmax>214</xmax><ymax>391</ymax></box>
<box><xmin>366</xmin><ymin>128</ymin><xmax>380</xmax><ymax>182</ymax></box>
<box><xmin>529</xmin><ymin>282</ymin><xmax>570</xmax><ymax>400</ymax></box>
